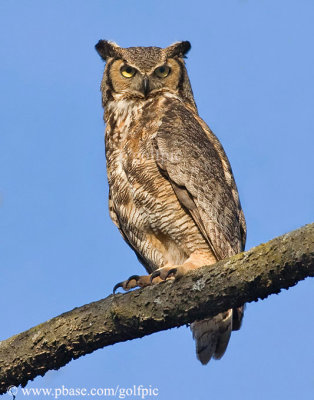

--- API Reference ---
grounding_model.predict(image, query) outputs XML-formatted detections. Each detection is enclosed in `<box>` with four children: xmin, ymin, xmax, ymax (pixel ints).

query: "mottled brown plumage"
<box><xmin>96</xmin><ymin>40</ymin><xmax>246</xmax><ymax>364</ymax></box>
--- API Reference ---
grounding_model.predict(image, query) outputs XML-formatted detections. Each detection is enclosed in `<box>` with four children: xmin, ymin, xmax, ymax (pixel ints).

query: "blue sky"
<box><xmin>0</xmin><ymin>1</ymin><xmax>313</xmax><ymax>399</ymax></box>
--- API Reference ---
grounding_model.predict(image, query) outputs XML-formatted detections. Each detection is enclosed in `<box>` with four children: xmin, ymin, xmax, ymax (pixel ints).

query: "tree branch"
<box><xmin>0</xmin><ymin>223</ymin><xmax>313</xmax><ymax>394</ymax></box>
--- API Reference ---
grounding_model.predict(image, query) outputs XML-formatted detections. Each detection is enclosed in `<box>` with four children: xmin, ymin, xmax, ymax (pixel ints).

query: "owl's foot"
<box><xmin>113</xmin><ymin>251</ymin><xmax>215</xmax><ymax>293</ymax></box>
<box><xmin>150</xmin><ymin>266</ymin><xmax>177</xmax><ymax>281</ymax></box>
<box><xmin>150</xmin><ymin>262</ymin><xmax>196</xmax><ymax>281</ymax></box>
<box><xmin>113</xmin><ymin>274</ymin><xmax>162</xmax><ymax>293</ymax></box>
<box><xmin>151</xmin><ymin>250</ymin><xmax>216</xmax><ymax>281</ymax></box>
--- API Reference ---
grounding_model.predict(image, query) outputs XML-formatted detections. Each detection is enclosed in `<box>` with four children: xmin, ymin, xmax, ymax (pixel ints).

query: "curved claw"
<box><xmin>165</xmin><ymin>268</ymin><xmax>177</xmax><ymax>280</ymax></box>
<box><xmin>113</xmin><ymin>281</ymin><xmax>124</xmax><ymax>294</ymax></box>
<box><xmin>113</xmin><ymin>275</ymin><xmax>140</xmax><ymax>294</ymax></box>
<box><xmin>125</xmin><ymin>274</ymin><xmax>140</xmax><ymax>287</ymax></box>
<box><xmin>150</xmin><ymin>270</ymin><xmax>161</xmax><ymax>283</ymax></box>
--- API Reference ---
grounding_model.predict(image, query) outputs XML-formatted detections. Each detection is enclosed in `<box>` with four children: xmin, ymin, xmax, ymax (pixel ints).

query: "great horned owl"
<box><xmin>96</xmin><ymin>40</ymin><xmax>246</xmax><ymax>365</ymax></box>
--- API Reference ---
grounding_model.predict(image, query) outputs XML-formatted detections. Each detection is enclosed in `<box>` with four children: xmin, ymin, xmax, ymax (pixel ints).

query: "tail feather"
<box><xmin>191</xmin><ymin>309</ymin><xmax>234</xmax><ymax>365</ymax></box>
<box><xmin>232</xmin><ymin>306</ymin><xmax>245</xmax><ymax>331</ymax></box>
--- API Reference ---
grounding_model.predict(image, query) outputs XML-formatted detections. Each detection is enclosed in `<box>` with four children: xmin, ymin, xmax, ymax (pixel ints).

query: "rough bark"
<box><xmin>0</xmin><ymin>223</ymin><xmax>313</xmax><ymax>394</ymax></box>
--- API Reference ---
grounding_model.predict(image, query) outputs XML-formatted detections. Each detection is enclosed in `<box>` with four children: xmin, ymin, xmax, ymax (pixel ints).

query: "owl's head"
<box><xmin>95</xmin><ymin>40</ymin><xmax>196</xmax><ymax>108</ymax></box>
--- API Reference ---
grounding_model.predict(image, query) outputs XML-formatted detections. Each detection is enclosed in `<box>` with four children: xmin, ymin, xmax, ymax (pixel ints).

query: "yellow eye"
<box><xmin>120</xmin><ymin>65</ymin><xmax>137</xmax><ymax>78</ymax></box>
<box><xmin>155</xmin><ymin>65</ymin><xmax>171</xmax><ymax>78</ymax></box>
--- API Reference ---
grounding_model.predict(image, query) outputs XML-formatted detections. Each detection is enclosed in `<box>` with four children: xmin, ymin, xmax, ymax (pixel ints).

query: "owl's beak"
<box><xmin>142</xmin><ymin>76</ymin><xmax>150</xmax><ymax>97</ymax></box>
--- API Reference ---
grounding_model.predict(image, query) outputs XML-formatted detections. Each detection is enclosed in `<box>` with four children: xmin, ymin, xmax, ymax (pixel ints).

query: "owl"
<box><xmin>96</xmin><ymin>40</ymin><xmax>246</xmax><ymax>365</ymax></box>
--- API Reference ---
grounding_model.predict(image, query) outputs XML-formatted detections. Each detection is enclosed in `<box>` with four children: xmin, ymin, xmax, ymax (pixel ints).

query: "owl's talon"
<box><xmin>125</xmin><ymin>275</ymin><xmax>140</xmax><ymax>287</ymax></box>
<box><xmin>113</xmin><ymin>275</ymin><xmax>139</xmax><ymax>293</ymax></box>
<box><xmin>150</xmin><ymin>270</ymin><xmax>161</xmax><ymax>283</ymax></box>
<box><xmin>113</xmin><ymin>281</ymin><xmax>124</xmax><ymax>294</ymax></box>
<box><xmin>113</xmin><ymin>273</ymin><xmax>154</xmax><ymax>293</ymax></box>
<box><xmin>165</xmin><ymin>268</ymin><xmax>177</xmax><ymax>279</ymax></box>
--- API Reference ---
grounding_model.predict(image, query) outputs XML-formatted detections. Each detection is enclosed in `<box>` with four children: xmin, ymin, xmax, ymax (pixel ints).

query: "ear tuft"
<box><xmin>95</xmin><ymin>40</ymin><xmax>121</xmax><ymax>61</ymax></box>
<box><xmin>166</xmin><ymin>41</ymin><xmax>191</xmax><ymax>58</ymax></box>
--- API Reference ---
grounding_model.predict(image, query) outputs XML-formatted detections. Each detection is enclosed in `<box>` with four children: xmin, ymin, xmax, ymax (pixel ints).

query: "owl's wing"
<box><xmin>153</xmin><ymin>104</ymin><xmax>246</xmax><ymax>260</ymax></box>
